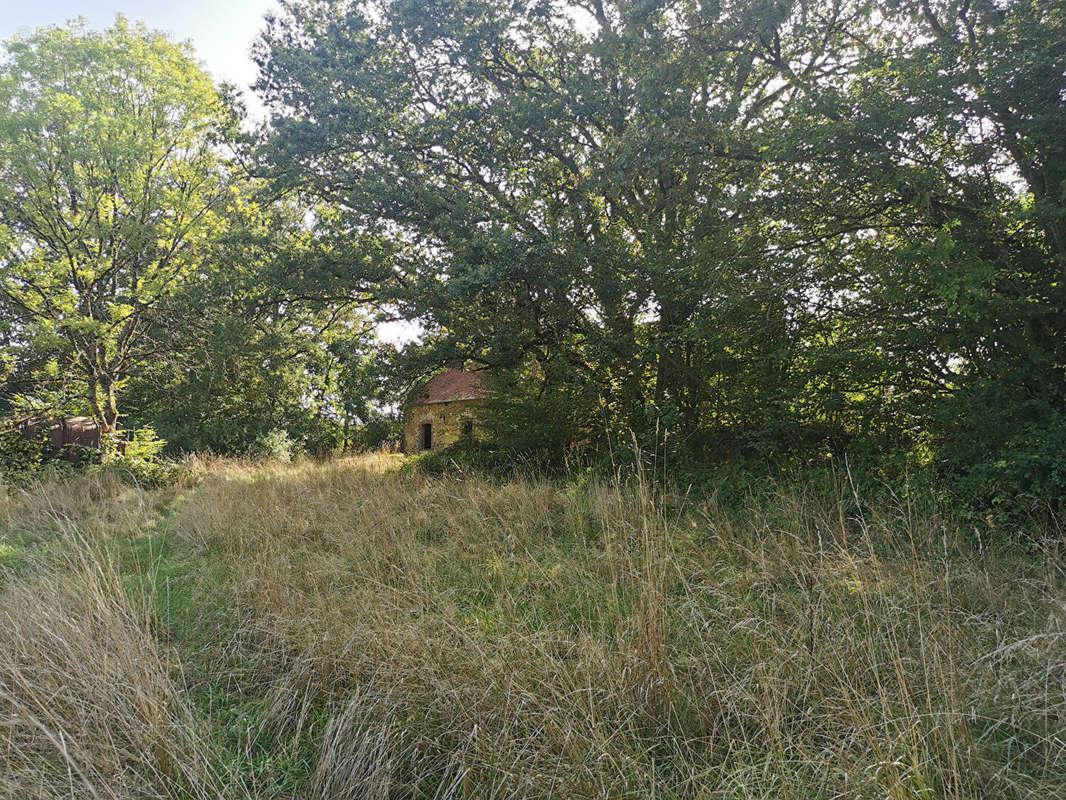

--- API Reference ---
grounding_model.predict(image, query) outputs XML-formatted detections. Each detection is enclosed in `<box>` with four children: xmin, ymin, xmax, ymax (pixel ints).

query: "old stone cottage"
<box><xmin>403</xmin><ymin>368</ymin><xmax>485</xmax><ymax>452</ymax></box>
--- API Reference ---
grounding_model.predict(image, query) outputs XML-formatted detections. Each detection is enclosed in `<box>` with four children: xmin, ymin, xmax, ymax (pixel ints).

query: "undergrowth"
<box><xmin>0</xmin><ymin>455</ymin><xmax>1063</xmax><ymax>798</ymax></box>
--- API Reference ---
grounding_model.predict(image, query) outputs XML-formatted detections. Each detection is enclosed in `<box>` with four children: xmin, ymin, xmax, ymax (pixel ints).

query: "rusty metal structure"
<box><xmin>15</xmin><ymin>416</ymin><xmax>102</xmax><ymax>460</ymax></box>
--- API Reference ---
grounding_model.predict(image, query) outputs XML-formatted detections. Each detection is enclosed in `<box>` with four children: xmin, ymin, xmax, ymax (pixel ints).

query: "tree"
<box><xmin>766</xmin><ymin>0</ymin><xmax>1066</xmax><ymax>496</ymax></box>
<box><xmin>256</xmin><ymin>0</ymin><xmax>1066</xmax><ymax>506</ymax></box>
<box><xmin>254</xmin><ymin>0</ymin><xmax>883</xmax><ymax>455</ymax></box>
<box><xmin>0</xmin><ymin>18</ymin><xmax>233</xmax><ymax>433</ymax></box>
<box><xmin>123</xmin><ymin>197</ymin><xmax>381</xmax><ymax>455</ymax></box>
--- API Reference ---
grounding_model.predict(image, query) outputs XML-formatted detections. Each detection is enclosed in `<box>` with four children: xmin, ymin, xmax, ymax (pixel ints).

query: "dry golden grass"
<box><xmin>1</xmin><ymin>455</ymin><xmax>1063</xmax><ymax>798</ymax></box>
<box><xmin>0</xmin><ymin>535</ymin><xmax>233</xmax><ymax>799</ymax></box>
<box><xmin>167</xmin><ymin>458</ymin><xmax>1066</xmax><ymax>798</ymax></box>
<box><xmin>0</xmin><ymin>468</ymin><xmax>167</xmax><ymax>542</ymax></box>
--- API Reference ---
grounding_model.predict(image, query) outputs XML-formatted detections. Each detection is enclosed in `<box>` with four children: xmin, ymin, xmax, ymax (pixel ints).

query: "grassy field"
<box><xmin>0</xmin><ymin>455</ymin><xmax>1063</xmax><ymax>799</ymax></box>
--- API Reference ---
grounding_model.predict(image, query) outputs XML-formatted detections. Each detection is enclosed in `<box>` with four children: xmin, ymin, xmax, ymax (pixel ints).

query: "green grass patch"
<box><xmin>1</xmin><ymin>456</ymin><xmax>1063</xmax><ymax>799</ymax></box>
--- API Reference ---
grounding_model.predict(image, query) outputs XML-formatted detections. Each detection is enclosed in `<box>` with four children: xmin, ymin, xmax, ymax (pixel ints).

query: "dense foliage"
<box><xmin>0</xmin><ymin>20</ymin><xmax>395</xmax><ymax>459</ymax></box>
<box><xmin>253</xmin><ymin>0</ymin><xmax>1066</xmax><ymax>510</ymax></box>
<box><xmin>0</xmin><ymin>20</ymin><xmax>234</xmax><ymax>432</ymax></box>
<box><xmin>2</xmin><ymin>4</ymin><xmax>1065</xmax><ymax>513</ymax></box>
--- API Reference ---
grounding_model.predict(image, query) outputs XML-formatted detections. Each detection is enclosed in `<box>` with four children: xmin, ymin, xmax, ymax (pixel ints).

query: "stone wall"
<box><xmin>403</xmin><ymin>399</ymin><xmax>483</xmax><ymax>453</ymax></box>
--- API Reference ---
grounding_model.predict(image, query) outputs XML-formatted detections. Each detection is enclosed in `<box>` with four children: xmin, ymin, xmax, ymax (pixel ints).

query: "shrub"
<box><xmin>948</xmin><ymin>412</ymin><xmax>1066</xmax><ymax>522</ymax></box>
<box><xmin>105</xmin><ymin>427</ymin><xmax>180</xmax><ymax>487</ymax></box>
<box><xmin>250</xmin><ymin>428</ymin><xmax>298</xmax><ymax>463</ymax></box>
<box><xmin>0</xmin><ymin>425</ymin><xmax>48</xmax><ymax>484</ymax></box>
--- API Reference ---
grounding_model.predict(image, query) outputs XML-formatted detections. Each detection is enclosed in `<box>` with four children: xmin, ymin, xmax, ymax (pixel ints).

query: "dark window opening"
<box><xmin>421</xmin><ymin>422</ymin><xmax>433</xmax><ymax>450</ymax></box>
<box><xmin>461</xmin><ymin>419</ymin><xmax>474</xmax><ymax>437</ymax></box>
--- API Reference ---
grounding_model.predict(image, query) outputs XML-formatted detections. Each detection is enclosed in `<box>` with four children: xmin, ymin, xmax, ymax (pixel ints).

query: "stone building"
<box><xmin>403</xmin><ymin>368</ymin><xmax>485</xmax><ymax>452</ymax></box>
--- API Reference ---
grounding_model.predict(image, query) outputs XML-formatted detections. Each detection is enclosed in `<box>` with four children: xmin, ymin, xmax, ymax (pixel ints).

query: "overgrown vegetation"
<box><xmin>2</xmin><ymin>3</ymin><xmax>1063</xmax><ymax>794</ymax></box>
<box><xmin>1</xmin><ymin>457</ymin><xmax>1062</xmax><ymax>797</ymax></box>
<box><xmin>0</xmin><ymin>425</ymin><xmax>49</xmax><ymax>483</ymax></box>
<box><xmin>2</xmin><ymin>3</ymin><xmax>1066</xmax><ymax>515</ymax></box>
<box><xmin>253</xmin><ymin>0</ymin><xmax>1066</xmax><ymax>514</ymax></box>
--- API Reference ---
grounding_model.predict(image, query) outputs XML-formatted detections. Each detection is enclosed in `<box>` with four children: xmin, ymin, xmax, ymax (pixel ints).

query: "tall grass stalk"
<box><xmin>0</xmin><ymin>528</ymin><xmax>235</xmax><ymax>799</ymax></box>
<box><xmin>1</xmin><ymin>456</ymin><xmax>1062</xmax><ymax>798</ymax></box>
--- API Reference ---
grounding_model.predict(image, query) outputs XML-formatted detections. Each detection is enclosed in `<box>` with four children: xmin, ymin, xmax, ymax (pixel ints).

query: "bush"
<box><xmin>946</xmin><ymin>412</ymin><xmax>1066</xmax><ymax>522</ymax></box>
<box><xmin>250</xmin><ymin>428</ymin><xmax>298</xmax><ymax>463</ymax></box>
<box><xmin>105</xmin><ymin>427</ymin><xmax>180</xmax><ymax>487</ymax></box>
<box><xmin>0</xmin><ymin>425</ymin><xmax>48</xmax><ymax>484</ymax></box>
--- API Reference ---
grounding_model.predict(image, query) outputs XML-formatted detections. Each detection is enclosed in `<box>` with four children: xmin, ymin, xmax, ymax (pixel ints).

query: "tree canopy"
<box><xmin>1</xmin><ymin>3</ymin><xmax>1064</xmax><ymax>510</ymax></box>
<box><xmin>0</xmin><ymin>18</ymin><xmax>233</xmax><ymax>431</ymax></box>
<box><xmin>252</xmin><ymin>0</ymin><xmax>1066</xmax><ymax>500</ymax></box>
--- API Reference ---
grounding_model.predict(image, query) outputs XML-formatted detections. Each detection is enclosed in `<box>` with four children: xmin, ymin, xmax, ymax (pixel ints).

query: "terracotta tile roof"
<box><xmin>411</xmin><ymin>369</ymin><xmax>485</xmax><ymax>405</ymax></box>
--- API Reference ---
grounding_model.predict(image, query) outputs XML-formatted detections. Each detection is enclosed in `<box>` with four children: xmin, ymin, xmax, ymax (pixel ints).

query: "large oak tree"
<box><xmin>256</xmin><ymin>0</ymin><xmax>1065</xmax><ymax>487</ymax></box>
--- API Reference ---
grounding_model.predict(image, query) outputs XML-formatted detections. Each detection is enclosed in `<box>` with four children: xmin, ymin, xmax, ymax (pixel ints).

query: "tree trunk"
<box><xmin>101</xmin><ymin>380</ymin><xmax>120</xmax><ymax>434</ymax></box>
<box><xmin>88</xmin><ymin>375</ymin><xmax>121</xmax><ymax>460</ymax></box>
